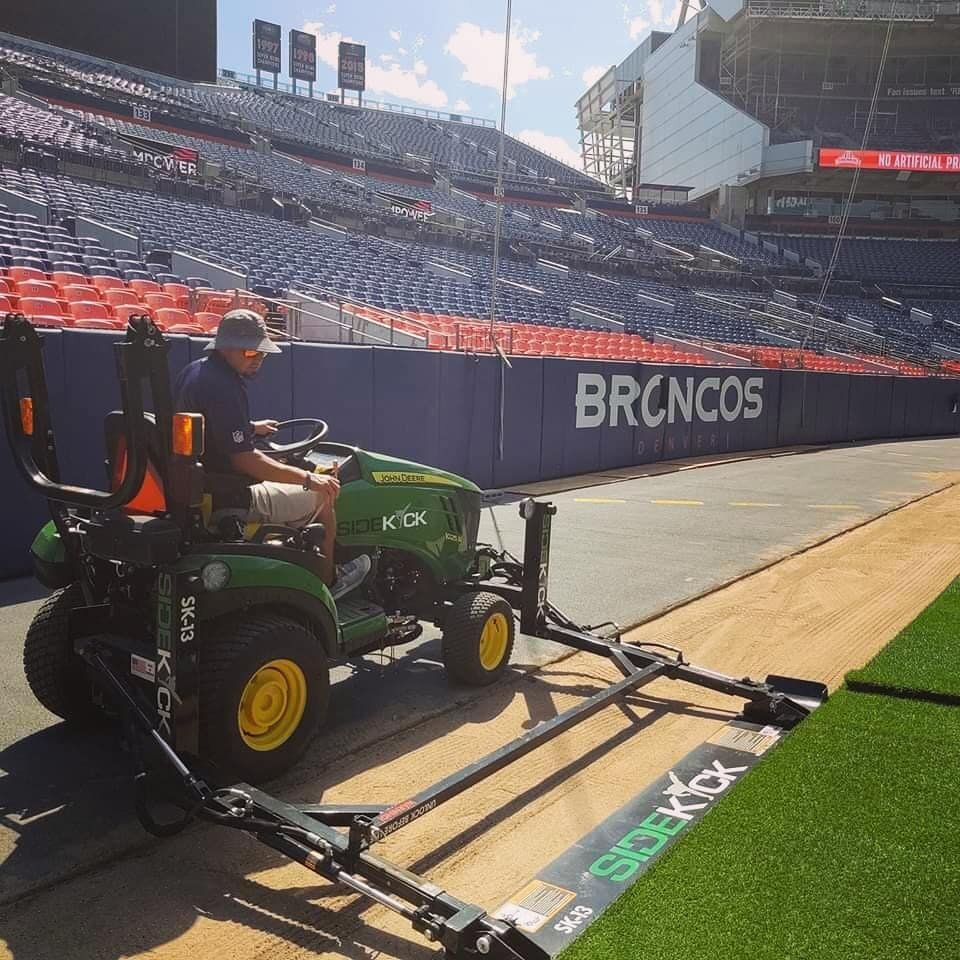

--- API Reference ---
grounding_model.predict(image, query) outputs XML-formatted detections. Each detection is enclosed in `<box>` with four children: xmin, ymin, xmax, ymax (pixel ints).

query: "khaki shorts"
<box><xmin>246</xmin><ymin>482</ymin><xmax>319</xmax><ymax>527</ymax></box>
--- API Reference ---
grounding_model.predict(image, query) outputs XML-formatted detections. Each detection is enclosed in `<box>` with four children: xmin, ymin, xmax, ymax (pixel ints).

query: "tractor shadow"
<box><xmin>0</xmin><ymin>630</ymin><xmax>736</xmax><ymax>960</ymax></box>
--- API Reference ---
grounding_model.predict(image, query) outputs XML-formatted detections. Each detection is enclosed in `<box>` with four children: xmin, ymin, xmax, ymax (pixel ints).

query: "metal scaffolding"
<box><xmin>575</xmin><ymin>66</ymin><xmax>643</xmax><ymax>201</ymax></box>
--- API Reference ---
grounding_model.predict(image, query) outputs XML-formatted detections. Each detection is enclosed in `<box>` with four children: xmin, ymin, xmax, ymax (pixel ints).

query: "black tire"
<box><xmin>199</xmin><ymin>613</ymin><xmax>329</xmax><ymax>783</ymax></box>
<box><xmin>23</xmin><ymin>583</ymin><xmax>99</xmax><ymax>723</ymax></box>
<box><xmin>441</xmin><ymin>592</ymin><xmax>515</xmax><ymax>687</ymax></box>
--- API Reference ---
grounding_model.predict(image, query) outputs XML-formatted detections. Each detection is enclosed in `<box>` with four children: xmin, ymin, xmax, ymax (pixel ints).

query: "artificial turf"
<box><xmin>560</xmin><ymin>690</ymin><xmax>960</xmax><ymax>960</ymax></box>
<box><xmin>847</xmin><ymin>576</ymin><xmax>960</xmax><ymax>702</ymax></box>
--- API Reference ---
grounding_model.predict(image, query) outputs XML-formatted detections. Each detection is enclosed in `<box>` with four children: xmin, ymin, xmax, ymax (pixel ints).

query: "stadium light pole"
<box><xmin>488</xmin><ymin>0</ymin><xmax>512</xmax><ymax>355</ymax></box>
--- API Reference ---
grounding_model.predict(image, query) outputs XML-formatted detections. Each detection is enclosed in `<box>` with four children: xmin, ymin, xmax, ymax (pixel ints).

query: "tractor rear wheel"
<box><xmin>441</xmin><ymin>592</ymin><xmax>515</xmax><ymax>686</ymax></box>
<box><xmin>23</xmin><ymin>583</ymin><xmax>99</xmax><ymax>723</ymax></box>
<box><xmin>199</xmin><ymin>613</ymin><xmax>329</xmax><ymax>783</ymax></box>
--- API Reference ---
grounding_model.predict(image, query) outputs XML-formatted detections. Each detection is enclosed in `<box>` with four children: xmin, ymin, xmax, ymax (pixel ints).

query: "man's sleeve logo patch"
<box><xmin>232</xmin><ymin>430</ymin><xmax>245</xmax><ymax>443</ymax></box>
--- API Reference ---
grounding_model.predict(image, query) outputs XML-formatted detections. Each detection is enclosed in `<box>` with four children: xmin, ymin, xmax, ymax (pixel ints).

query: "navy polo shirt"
<box><xmin>173</xmin><ymin>352</ymin><xmax>255</xmax><ymax>476</ymax></box>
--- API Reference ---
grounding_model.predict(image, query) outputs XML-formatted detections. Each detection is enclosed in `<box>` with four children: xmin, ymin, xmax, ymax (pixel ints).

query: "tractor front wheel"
<box><xmin>199</xmin><ymin>613</ymin><xmax>329</xmax><ymax>783</ymax></box>
<box><xmin>23</xmin><ymin>583</ymin><xmax>99</xmax><ymax>723</ymax></box>
<box><xmin>441</xmin><ymin>592</ymin><xmax>515</xmax><ymax>686</ymax></box>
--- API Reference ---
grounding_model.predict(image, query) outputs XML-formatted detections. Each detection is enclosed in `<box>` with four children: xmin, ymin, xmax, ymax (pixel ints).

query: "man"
<box><xmin>173</xmin><ymin>309</ymin><xmax>369</xmax><ymax>599</ymax></box>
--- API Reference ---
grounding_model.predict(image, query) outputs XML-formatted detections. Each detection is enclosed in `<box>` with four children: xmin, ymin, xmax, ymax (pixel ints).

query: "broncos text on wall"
<box><xmin>575</xmin><ymin>373</ymin><xmax>764</xmax><ymax>429</ymax></box>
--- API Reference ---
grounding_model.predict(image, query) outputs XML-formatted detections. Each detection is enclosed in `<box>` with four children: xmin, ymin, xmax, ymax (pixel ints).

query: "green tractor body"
<box><xmin>3</xmin><ymin>316</ymin><xmax>509</xmax><ymax>783</ymax></box>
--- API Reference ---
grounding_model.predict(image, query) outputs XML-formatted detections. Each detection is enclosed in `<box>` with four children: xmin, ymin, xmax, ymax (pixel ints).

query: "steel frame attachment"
<box><xmin>89</xmin><ymin>497</ymin><xmax>825</xmax><ymax>959</ymax></box>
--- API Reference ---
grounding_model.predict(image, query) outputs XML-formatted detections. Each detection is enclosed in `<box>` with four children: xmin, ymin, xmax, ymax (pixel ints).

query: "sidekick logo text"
<box><xmin>575</xmin><ymin>373</ymin><xmax>764</xmax><ymax>429</ymax></box>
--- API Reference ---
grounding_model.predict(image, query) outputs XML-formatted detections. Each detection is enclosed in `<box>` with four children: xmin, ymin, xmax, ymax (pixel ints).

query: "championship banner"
<box><xmin>118</xmin><ymin>134</ymin><xmax>200</xmax><ymax>177</ymax></box>
<box><xmin>819</xmin><ymin>148</ymin><xmax>960</xmax><ymax>173</ymax></box>
<box><xmin>253</xmin><ymin>19</ymin><xmax>282</xmax><ymax>73</ymax></box>
<box><xmin>377</xmin><ymin>192</ymin><xmax>434</xmax><ymax>222</ymax></box>
<box><xmin>289</xmin><ymin>29</ymin><xmax>317</xmax><ymax>82</ymax></box>
<box><xmin>338</xmin><ymin>41</ymin><xmax>366</xmax><ymax>91</ymax></box>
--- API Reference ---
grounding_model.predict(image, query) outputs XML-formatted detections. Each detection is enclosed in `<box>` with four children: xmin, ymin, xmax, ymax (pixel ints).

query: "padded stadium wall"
<box><xmin>0</xmin><ymin>330</ymin><xmax>957</xmax><ymax>577</ymax></box>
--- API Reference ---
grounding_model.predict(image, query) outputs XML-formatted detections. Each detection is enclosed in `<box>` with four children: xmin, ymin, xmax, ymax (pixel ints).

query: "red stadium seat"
<box><xmin>192</xmin><ymin>312</ymin><xmax>221</xmax><ymax>334</ymax></box>
<box><xmin>18</xmin><ymin>297</ymin><xmax>65</xmax><ymax>318</ymax></box>
<box><xmin>0</xmin><ymin>295</ymin><xmax>12</xmax><ymax>313</ymax></box>
<box><xmin>162</xmin><ymin>283</ymin><xmax>191</xmax><ymax>307</ymax></box>
<box><xmin>153</xmin><ymin>308</ymin><xmax>194</xmax><ymax>331</ymax></box>
<box><xmin>103</xmin><ymin>288</ymin><xmax>140</xmax><ymax>308</ymax></box>
<box><xmin>111</xmin><ymin>304</ymin><xmax>152</xmax><ymax>326</ymax></box>
<box><xmin>90</xmin><ymin>275</ymin><xmax>125</xmax><ymax>294</ymax></box>
<box><xmin>52</xmin><ymin>271</ymin><xmax>88</xmax><ymax>291</ymax></box>
<box><xmin>129</xmin><ymin>279</ymin><xmax>162</xmax><ymax>298</ymax></box>
<box><xmin>0</xmin><ymin>279</ymin><xmax>9</xmax><ymax>295</ymax></box>
<box><xmin>61</xmin><ymin>284</ymin><xmax>102</xmax><ymax>303</ymax></box>
<box><xmin>8</xmin><ymin>267</ymin><xmax>46</xmax><ymax>285</ymax></box>
<box><xmin>69</xmin><ymin>301</ymin><xmax>112</xmax><ymax>322</ymax></box>
<box><xmin>143</xmin><ymin>292</ymin><xmax>176</xmax><ymax>311</ymax></box>
<box><xmin>15</xmin><ymin>280</ymin><xmax>59</xmax><ymax>299</ymax></box>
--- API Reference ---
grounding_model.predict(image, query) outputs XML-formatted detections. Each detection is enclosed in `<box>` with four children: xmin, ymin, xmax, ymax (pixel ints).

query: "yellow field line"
<box><xmin>574</xmin><ymin>497</ymin><xmax>627</xmax><ymax>504</ymax></box>
<box><xmin>650</xmin><ymin>498</ymin><xmax>704</xmax><ymax>506</ymax></box>
<box><xmin>728</xmin><ymin>501</ymin><xmax>782</xmax><ymax>507</ymax></box>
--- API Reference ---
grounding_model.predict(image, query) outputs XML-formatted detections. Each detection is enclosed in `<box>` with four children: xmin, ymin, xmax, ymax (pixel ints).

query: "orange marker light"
<box><xmin>172</xmin><ymin>412</ymin><xmax>204</xmax><ymax>457</ymax></box>
<box><xmin>20</xmin><ymin>397</ymin><xmax>34</xmax><ymax>437</ymax></box>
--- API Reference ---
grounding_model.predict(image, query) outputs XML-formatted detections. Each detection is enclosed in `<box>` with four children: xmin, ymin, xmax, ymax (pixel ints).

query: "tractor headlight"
<box><xmin>201</xmin><ymin>560</ymin><xmax>231</xmax><ymax>592</ymax></box>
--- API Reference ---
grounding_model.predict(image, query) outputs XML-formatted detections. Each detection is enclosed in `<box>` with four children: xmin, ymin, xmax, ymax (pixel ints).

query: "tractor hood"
<box><xmin>353</xmin><ymin>450</ymin><xmax>481</xmax><ymax>494</ymax></box>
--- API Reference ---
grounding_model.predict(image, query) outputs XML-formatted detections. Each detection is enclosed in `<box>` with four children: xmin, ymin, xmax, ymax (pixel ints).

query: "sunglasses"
<box><xmin>242</xmin><ymin>349</ymin><xmax>266</xmax><ymax>359</ymax></box>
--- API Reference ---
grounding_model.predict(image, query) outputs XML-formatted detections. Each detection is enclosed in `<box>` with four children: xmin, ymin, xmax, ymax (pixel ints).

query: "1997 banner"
<box><xmin>253</xmin><ymin>19</ymin><xmax>281</xmax><ymax>73</ymax></box>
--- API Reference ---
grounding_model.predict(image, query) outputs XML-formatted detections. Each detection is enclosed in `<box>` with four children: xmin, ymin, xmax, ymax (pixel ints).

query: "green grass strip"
<box><xmin>847</xmin><ymin>577</ymin><xmax>960</xmax><ymax>701</ymax></box>
<box><xmin>560</xmin><ymin>691</ymin><xmax>960</xmax><ymax>960</ymax></box>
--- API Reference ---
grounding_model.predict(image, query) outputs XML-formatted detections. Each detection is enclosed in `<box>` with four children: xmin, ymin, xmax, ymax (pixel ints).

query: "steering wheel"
<box><xmin>256</xmin><ymin>418</ymin><xmax>329</xmax><ymax>457</ymax></box>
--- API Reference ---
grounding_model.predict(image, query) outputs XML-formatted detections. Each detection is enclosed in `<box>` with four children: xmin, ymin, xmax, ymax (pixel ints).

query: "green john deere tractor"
<box><xmin>2</xmin><ymin>314</ymin><xmax>515</xmax><ymax>782</ymax></box>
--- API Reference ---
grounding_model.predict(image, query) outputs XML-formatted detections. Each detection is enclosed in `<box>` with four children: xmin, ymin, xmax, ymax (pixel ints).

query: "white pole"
<box><xmin>488</xmin><ymin>0</ymin><xmax>512</xmax><ymax>352</ymax></box>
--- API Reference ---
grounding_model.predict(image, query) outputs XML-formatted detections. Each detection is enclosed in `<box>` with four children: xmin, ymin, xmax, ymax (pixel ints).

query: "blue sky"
<box><xmin>216</xmin><ymin>1</ymin><xmax>682</xmax><ymax>170</ymax></box>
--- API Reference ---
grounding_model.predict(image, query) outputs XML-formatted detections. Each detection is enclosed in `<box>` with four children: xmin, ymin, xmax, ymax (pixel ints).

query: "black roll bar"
<box><xmin>0</xmin><ymin>313</ymin><xmax>173</xmax><ymax>510</ymax></box>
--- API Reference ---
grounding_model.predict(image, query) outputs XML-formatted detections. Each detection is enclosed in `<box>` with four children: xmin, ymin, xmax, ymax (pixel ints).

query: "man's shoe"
<box><xmin>330</xmin><ymin>554</ymin><xmax>372</xmax><ymax>600</ymax></box>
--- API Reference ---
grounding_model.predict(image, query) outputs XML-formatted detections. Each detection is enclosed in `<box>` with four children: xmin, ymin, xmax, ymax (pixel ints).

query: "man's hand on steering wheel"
<box><xmin>252</xmin><ymin>419</ymin><xmax>279</xmax><ymax>437</ymax></box>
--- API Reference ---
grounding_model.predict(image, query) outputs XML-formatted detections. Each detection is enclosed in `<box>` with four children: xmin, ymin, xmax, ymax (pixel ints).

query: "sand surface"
<box><xmin>3</xmin><ymin>485</ymin><xmax>959</xmax><ymax>960</ymax></box>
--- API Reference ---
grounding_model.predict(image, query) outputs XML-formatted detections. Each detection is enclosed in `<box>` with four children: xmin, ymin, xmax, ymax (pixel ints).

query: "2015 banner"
<box><xmin>338</xmin><ymin>41</ymin><xmax>366</xmax><ymax>91</ymax></box>
<box><xmin>819</xmin><ymin>148</ymin><xmax>960</xmax><ymax>173</ymax></box>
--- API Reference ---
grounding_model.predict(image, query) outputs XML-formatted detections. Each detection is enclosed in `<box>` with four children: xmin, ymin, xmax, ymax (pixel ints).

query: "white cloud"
<box><xmin>414</xmin><ymin>34</ymin><xmax>425</xmax><ymax>49</ymax></box>
<box><xmin>398</xmin><ymin>47</ymin><xmax>408</xmax><ymax>56</ymax></box>
<box><xmin>444</xmin><ymin>22</ymin><xmax>550</xmax><ymax>99</ymax></box>
<box><xmin>582</xmin><ymin>64</ymin><xmax>608</xmax><ymax>87</ymax></box>
<box><xmin>325</xmin><ymin>2</ymin><xmax>336</xmax><ymax>12</ymax></box>
<box><xmin>379</xmin><ymin>53</ymin><xmax>395</xmax><ymax>63</ymax></box>
<box><xmin>515</xmin><ymin>129</ymin><xmax>583</xmax><ymax>171</ymax></box>
<box><xmin>366</xmin><ymin>61</ymin><xmax>448</xmax><ymax>107</ymax></box>
<box><xmin>622</xmin><ymin>0</ymin><xmax>686</xmax><ymax>38</ymax></box>
<box><xmin>454</xmin><ymin>98</ymin><xmax>471</xmax><ymax>112</ymax></box>
<box><xmin>302</xmin><ymin>21</ymin><xmax>448</xmax><ymax>108</ymax></box>
<box><xmin>389</xmin><ymin>29</ymin><xmax>402</xmax><ymax>42</ymax></box>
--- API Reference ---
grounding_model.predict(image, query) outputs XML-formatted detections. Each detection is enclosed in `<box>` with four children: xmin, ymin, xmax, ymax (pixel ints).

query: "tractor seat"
<box><xmin>103</xmin><ymin>411</ymin><xmax>271</xmax><ymax>541</ymax></box>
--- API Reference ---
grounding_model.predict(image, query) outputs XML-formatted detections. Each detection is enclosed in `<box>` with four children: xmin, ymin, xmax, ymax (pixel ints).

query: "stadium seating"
<box><xmin>0</xmin><ymin>28</ymin><xmax>958</xmax><ymax>376</ymax></box>
<box><xmin>767</xmin><ymin>235</ymin><xmax>960</xmax><ymax>286</ymax></box>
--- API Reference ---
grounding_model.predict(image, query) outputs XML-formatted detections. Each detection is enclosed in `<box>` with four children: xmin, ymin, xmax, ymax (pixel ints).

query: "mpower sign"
<box><xmin>119</xmin><ymin>134</ymin><xmax>200</xmax><ymax>177</ymax></box>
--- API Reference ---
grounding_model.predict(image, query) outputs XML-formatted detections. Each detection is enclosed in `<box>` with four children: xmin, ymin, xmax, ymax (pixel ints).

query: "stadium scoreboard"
<box><xmin>0</xmin><ymin>0</ymin><xmax>216</xmax><ymax>82</ymax></box>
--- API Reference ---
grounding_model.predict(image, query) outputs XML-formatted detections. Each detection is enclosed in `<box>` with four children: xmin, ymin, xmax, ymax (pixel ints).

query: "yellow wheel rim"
<box><xmin>479</xmin><ymin>612</ymin><xmax>509</xmax><ymax>671</ymax></box>
<box><xmin>237</xmin><ymin>659</ymin><xmax>307</xmax><ymax>752</ymax></box>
